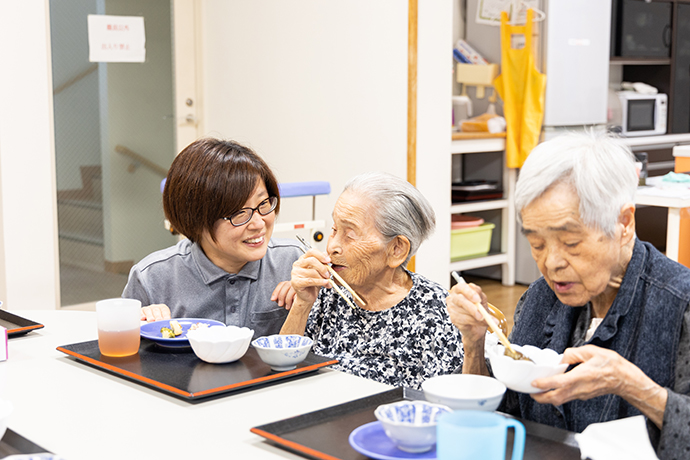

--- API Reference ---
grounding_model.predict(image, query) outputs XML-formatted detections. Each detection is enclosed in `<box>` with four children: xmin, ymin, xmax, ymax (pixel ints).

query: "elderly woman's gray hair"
<box><xmin>515</xmin><ymin>131</ymin><xmax>638</xmax><ymax>237</ymax></box>
<box><xmin>343</xmin><ymin>172</ymin><xmax>435</xmax><ymax>265</ymax></box>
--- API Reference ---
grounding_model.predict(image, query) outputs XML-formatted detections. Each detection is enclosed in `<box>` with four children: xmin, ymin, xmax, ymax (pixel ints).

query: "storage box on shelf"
<box><xmin>450</xmin><ymin>135</ymin><xmax>515</xmax><ymax>286</ymax></box>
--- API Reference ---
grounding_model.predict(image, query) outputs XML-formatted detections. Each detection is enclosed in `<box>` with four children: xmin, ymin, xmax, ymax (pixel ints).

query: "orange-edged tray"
<box><xmin>251</xmin><ymin>387</ymin><xmax>581</xmax><ymax>460</ymax></box>
<box><xmin>0</xmin><ymin>311</ymin><xmax>44</xmax><ymax>337</ymax></box>
<box><xmin>57</xmin><ymin>340</ymin><xmax>337</xmax><ymax>402</ymax></box>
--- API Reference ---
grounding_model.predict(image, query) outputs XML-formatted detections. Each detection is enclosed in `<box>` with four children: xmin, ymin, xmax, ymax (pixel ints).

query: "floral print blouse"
<box><xmin>304</xmin><ymin>270</ymin><xmax>464</xmax><ymax>390</ymax></box>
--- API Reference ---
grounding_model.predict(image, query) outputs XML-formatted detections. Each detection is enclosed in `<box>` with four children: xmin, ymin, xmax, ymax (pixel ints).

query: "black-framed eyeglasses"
<box><xmin>223</xmin><ymin>196</ymin><xmax>278</xmax><ymax>227</ymax></box>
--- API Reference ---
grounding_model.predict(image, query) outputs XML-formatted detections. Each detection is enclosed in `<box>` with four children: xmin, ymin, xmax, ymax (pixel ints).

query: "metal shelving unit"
<box><xmin>450</xmin><ymin>137</ymin><xmax>516</xmax><ymax>286</ymax></box>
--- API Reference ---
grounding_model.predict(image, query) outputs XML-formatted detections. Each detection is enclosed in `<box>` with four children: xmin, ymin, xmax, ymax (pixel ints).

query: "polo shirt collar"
<box><xmin>191</xmin><ymin>242</ymin><xmax>261</xmax><ymax>284</ymax></box>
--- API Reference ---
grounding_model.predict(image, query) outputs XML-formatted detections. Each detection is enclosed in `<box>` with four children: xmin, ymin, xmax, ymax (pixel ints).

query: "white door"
<box><xmin>50</xmin><ymin>0</ymin><xmax>194</xmax><ymax>307</ymax></box>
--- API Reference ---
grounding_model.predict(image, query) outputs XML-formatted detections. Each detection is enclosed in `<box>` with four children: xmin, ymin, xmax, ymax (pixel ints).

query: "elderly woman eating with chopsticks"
<box><xmin>447</xmin><ymin>132</ymin><xmax>690</xmax><ymax>459</ymax></box>
<box><xmin>279</xmin><ymin>172</ymin><xmax>464</xmax><ymax>389</ymax></box>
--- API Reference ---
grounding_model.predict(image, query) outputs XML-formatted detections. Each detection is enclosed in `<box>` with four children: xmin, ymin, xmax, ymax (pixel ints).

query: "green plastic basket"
<box><xmin>450</xmin><ymin>223</ymin><xmax>495</xmax><ymax>260</ymax></box>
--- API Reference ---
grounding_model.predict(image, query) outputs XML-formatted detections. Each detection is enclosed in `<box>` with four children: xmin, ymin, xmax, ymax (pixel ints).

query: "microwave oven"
<box><xmin>615</xmin><ymin>91</ymin><xmax>667</xmax><ymax>137</ymax></box>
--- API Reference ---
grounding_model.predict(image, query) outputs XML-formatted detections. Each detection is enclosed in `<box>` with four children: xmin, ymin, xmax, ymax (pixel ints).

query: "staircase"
<box><xmin>57</xmin><ymin>165</ymin><xmax>105</xmax><ymax>272</ymax></box>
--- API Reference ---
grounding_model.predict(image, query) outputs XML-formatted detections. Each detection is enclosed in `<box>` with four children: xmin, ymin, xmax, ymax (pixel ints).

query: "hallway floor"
<box><xmin>60</xmin><ymin>263</ymin><xmax>128</xmax><ymax>311</ymax></box>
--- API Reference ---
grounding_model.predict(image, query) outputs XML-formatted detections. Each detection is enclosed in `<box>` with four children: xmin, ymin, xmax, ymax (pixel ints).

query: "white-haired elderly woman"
<box><xmin>278</xmin><ymin>172</ymin><xmax>463</xmax><ymax>390</ymax></box>
<box><xmin>447</xmin><ymin>132</ymin><xmax>690</xmax><ymax>458</ymax></box>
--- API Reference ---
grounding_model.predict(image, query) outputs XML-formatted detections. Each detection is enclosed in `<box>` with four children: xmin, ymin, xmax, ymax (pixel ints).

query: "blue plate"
<box><xmin>348</xmin><ymin>421</ymin><xmax>437</xmax><ymax>460</ymax></box>
<box><xmin>140</xmin><ymin>318</ymin><xmax>225</xmax><ymax>348</ymax></box>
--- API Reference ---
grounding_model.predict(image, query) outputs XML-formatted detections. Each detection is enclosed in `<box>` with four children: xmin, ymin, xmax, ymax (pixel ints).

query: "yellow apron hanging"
<box><xmin>493</xmin><ymin>9</ymin><xmax>546</xmax><ymax>169</ymax></box>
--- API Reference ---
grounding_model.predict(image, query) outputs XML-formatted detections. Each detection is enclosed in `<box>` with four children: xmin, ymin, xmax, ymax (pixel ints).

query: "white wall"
<box><xmin>0</xmin><ymin>0</ymin><xmax>60</xmax><ymax>310</ymax></box>
<box><xmin>0</xmin><ymin>0</ymin><xmax>454</xmax><ymax>313</ymax></box>
<box><xmin>198</xmin><ymin>0</ymin><xmax>452</xmax><ymax>285</ymax></box>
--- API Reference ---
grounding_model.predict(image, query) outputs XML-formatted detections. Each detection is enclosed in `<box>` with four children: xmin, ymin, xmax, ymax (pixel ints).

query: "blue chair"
<box><xmin>160</xmin><ymin>179</ymin><xmax>331</xmax><ymax>241</ymax></box>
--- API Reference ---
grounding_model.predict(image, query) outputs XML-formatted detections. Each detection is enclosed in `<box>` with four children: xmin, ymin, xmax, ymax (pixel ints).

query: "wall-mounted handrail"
<box><xmin>115</xmin><ymin>145</ymin><xmax>168</xmax><ymax>177</ymax></box>
<box><xmin>53</xmin><ymin>63</ymin><xmax>99</xmax><ymax>96</ymax></box>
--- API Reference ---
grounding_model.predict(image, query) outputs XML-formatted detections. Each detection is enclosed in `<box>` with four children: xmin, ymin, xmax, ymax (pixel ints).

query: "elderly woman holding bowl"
<box><xmin>279</xmin><ymin>172</ymin><xmax>464</xmax><ymax>390</ymax></box>
<box><xmin>447</xmin><ymin>132</ymin><xmax>690</xmax><ymax>458</ymax></box>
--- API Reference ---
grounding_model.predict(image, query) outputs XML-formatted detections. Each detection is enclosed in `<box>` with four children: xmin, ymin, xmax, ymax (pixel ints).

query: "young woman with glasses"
<box><xmin>122</xmin><ymin>137</ymin><xmax>302</xmax><ymax>338</ymax></box>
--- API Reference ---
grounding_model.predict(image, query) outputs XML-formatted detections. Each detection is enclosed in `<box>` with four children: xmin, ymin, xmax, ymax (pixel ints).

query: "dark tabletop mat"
<box><xmin>252</xmin><ymin>387</ymin><xmax>581</xmax><ymax>460</ymax></box>
<box><xmin>0</xmin><ymin>429</ymin><xmax>50</xmax><ymax>458</ymax></box>
<box><xmin>58</xmin><ymin>339</ymin><xmax>337</xmax><ymax>401</ymax></box>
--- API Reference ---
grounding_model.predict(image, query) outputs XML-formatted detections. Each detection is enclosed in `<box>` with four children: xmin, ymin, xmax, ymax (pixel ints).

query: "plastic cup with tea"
<box><xmin>96</xmin><ymin>298</ymin><xmax>141</xmax><ymax>357</ymax></box>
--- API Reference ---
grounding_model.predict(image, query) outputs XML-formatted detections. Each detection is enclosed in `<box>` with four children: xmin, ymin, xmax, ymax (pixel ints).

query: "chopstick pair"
<box><xmin>295</xmin><ymin>235</ymin><xmax>366</xmax><ymax>309</ymax></box>
<box><xmin>451</xmin><ymin>271</ymin><xmax>531</xmax><ymax>362</ymax></box>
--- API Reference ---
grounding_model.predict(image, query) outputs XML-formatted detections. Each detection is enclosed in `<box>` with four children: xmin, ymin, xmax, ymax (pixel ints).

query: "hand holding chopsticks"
<box><xmin>451</xmin><ymin>271</ymin><xmax>531</xmax><ymax>362</ymax></box>
<box><xmin>296</xmin><ymin>235</ymin><xmax>365</xmax><ymax>309</ymax></box>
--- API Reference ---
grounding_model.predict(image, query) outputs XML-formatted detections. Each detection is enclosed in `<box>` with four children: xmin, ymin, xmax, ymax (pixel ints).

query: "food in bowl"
<box><xmin>186</xmin><ymin>325</ymin><xmax>254</xmax><ymax>364</ymax></box>
<box><xmin>487</xmin><ymin>342</ymin><xmax>568</xmax><ymax>394</ymax></box>
<box><xmin>422</xmin><ymin>374</ymin><xmax>506</xmax><ymax>411</ymax></box>
<box><xmin>374</xmin><ymin>400</ymin><xmax>451</xmax><ymax>453</ymax></box>
<box><xmin>251</xmin><ymin>334</ymin><xmax>313</xmax><ymax>371</ymax></box>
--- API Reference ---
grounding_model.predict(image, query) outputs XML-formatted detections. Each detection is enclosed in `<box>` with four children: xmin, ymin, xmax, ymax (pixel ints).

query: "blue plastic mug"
<box><xmin>436</xmin><ymin>410</ymin><xmax>525</xmax><ymax>460</ymax></box>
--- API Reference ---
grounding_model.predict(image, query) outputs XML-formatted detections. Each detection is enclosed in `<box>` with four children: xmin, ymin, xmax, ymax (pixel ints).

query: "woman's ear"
<box><xmin>619</xmin><ymin>203</ymin><xmax>636</xmax><ymax>245</ymax></box>
<box><xmin>387</xmin><ymin>235</ymin><xmax>411</xmax><ymax>268</ymax></box>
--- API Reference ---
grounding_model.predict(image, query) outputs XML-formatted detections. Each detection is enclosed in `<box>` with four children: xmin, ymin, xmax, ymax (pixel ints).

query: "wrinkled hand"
<box><xmin>140</xmin><ymin>303</ymin><xmax>171</xmax><ymax>322</ymax></box>
<box><xmin>446</xmin><ymin>282</ymin><xmax>490</xmax><ymax>345</ymax></box>
<box><xmin>271</xmin><ymin>281</ymin><xmax>297</xmax><ymax>310</ymax></box>
<box><xmin>290</xmin><ymin>249</ymin><xmax>333</xmax><ymax>308</ymax></box>
<box><xmin>531</xmin><ymin>345</ymin><xmax>629</xmax><ymax>405</ymax></box>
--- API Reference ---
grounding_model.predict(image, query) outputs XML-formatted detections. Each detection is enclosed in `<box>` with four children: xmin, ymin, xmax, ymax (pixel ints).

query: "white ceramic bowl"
<box><xmin>422</xmin><ymin>374</ymin><xmax>506</xmax><ymax>411</ymax></box>
<box><xmin>487</xmin><ymin>343</ymin><xmax>568</xmax><ymax>394</ymax></box>
<box><xmin>0</xmin><ymin>399</ymin><xmax>12</xmax><ymax>440</ymax></box>
<box><xmin>251</xmin><ymin>334</ymin><xmax>313</xmax><ymax>371</ymax></box>
<box><xmin>186</xmin><ymin>325</ymin><xmax>254</xmax><ymax>364</ymax></box>
<box><xmin>374</xmin><ymin>400</ymin><xmax>452</xmax><ymax>453</ymax></box>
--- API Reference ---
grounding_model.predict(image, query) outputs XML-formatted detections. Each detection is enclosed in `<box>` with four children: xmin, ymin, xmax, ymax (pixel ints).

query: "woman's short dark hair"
<box><xmin>163</xmin><ymin>137</ymin><xmax>280</xmax><ymax>243</ymax></box>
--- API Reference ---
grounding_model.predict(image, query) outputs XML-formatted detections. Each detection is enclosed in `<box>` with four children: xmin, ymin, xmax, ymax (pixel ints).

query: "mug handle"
<box><xmin>506</xmin><ymin>419</ymin><xmax>526</xmax><ymax>460</ymax></box>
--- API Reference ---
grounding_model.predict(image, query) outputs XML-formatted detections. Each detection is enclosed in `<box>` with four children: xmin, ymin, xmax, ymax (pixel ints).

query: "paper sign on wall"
<box><xmin>87</xmin><ymin>15</ymin><xmax>146</xmax><ymax>63</ymax></box>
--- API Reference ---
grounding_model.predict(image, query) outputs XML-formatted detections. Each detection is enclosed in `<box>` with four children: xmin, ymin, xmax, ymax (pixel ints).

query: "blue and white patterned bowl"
<box><xmin>374</xmin><ymin>401</ymin><xmax>452</xmax><ymax>453</ymax></box>
<box><xmin>251</xmin><ymin>334</ymin><xmax>313</xmax><ymax>371</ymax></box>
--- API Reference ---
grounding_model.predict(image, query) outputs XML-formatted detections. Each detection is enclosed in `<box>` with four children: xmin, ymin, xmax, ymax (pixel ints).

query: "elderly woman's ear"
<box><xmin>386</xmin><ymin>235</ymin><xmax>411</xmax><ymax>268</ymax></box>
<box><xmin>619</xmin><ymin>203</ymin><xmax>636</xmax><ymax>245</ymax></box>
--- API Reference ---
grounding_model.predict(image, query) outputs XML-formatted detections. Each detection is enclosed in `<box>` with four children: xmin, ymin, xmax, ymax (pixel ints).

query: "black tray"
<box><xmin>57</xmin><ymin>340</ymin><xmax>337</xmax><ymax>402</ymax></box>
<box><xmin>0</xmin><ymin>428</ymin><xmax>50</xmax><ymax>458</ymax></box>
<box><xmin>0</xmin><ymin>311</ymin><xmax>44</xmax><ymax>338</ymax></box>
<box><xmin>251</xmin><ymin>387</ymin><xmax>581</xmax><ymax>460</ymax></box>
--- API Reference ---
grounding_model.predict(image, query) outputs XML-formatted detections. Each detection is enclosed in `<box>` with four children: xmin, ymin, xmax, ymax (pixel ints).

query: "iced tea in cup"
<box><xmin>96</xmin><ymin>298</ymin><xmax>141</xmax><ymax>357</ymax></box>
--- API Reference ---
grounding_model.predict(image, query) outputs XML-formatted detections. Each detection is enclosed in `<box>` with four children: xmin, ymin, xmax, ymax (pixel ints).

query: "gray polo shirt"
<box><xmin>122</xmin><ymin>238</ymin><xmax>302</xmax><ymax>338</ymax></box>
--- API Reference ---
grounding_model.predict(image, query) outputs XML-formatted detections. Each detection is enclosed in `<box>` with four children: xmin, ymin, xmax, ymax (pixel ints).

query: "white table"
<box><xmin>0</xmin><ymin>311</ymin><xmax>391</xmax><ymax>460</ymax></box>
<box><xmin>636</xmin><ymin>186</ymin><xmax>690</xmax><ymax>262</ymax></box>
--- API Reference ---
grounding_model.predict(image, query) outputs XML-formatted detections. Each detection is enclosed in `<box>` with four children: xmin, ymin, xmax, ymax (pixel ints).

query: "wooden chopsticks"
<box><xmin>451</xmin><ymin>271</ymin><xmax>529</xmax><ymax>361</ymax></box>
<box><xmin>296</xmin><ymin>235</ymin><xmax>365</xmax><ymax>309</ymax></box>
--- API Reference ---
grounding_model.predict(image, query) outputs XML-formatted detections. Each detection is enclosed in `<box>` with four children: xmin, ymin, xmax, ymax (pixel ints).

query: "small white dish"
<box><xmin>186</xmin><ymin>325</ymin><xmax>254</xmax><ymax>364</ymax></box>
<box><xmin>487</xmin><ymin>342</ymin><xmax>568</xmax><ymax>394</ymax></box>
<box><xmin>251</xmin><ymin>334</ymin><xmax>313</xmax><ymax>371</ymax></box>
<box><xmin>422</xmin><ymin>374</ymin><xmax>506</xmax><ymax>411</ymax></box>
<box><xmin>374</xmin><ymin>400</ymin><xmax>451</xmax><ymax>453</ymax></box>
